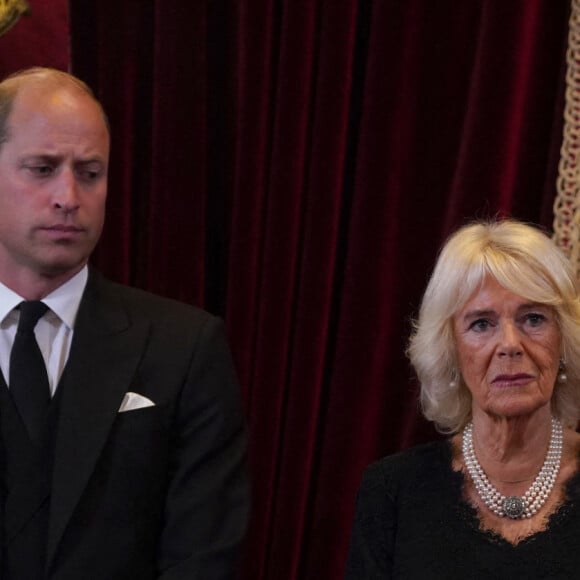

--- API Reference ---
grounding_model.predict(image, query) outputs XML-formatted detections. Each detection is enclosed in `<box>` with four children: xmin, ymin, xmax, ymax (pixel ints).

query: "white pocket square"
<box><xmin>118</xmin><ymin>392</ymin><xmax>156</xmax><ymax>413</ymax></box>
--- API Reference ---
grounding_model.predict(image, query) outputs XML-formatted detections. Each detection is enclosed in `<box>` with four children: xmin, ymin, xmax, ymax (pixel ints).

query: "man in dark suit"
<box><xmin>0</xmin><ymin>67</ymin><xmax>249</xmax><ymax>578</ymax></box>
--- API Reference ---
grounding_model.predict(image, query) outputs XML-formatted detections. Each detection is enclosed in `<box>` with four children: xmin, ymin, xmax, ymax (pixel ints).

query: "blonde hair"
<box><xmin>407</xmin><ymin>219</ymin><xmax>580</xmax><ymax>433</ymax></box>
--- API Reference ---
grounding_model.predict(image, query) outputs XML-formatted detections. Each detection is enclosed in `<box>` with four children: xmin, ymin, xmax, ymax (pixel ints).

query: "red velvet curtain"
<box><xmin>0</xmin><ymin>1</ymin><xmax>69</xmax><ymax>76</ymax></box>
<box><xmin>2</xmin><ymin>1</ymin><xmax>569</xmax><ymax>578</ymax></box>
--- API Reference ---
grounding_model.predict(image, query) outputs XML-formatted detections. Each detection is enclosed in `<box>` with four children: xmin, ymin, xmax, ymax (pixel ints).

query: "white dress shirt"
<box><xmin>0</xmin><ymin>267</ymin><xmax>88</xmax><ymax>396</ymax></box>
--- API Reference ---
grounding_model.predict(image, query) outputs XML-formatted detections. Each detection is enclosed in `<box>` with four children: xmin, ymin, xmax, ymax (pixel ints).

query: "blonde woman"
<box><xmin>346</xmin><ymin>220</ymin><xmax>580</xmax><ymax>579</ymax></box>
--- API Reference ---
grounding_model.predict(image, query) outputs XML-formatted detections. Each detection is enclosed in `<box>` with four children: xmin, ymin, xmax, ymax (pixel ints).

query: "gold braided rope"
<box><xmin>554</xmin><ymin>0</ymin><xmax>580</xmax><ymax>272</ymax></box>
<box><xmin>0</xmin><ymin>0</ymin><xmax>29</xmax><ymax>38</ymax></box>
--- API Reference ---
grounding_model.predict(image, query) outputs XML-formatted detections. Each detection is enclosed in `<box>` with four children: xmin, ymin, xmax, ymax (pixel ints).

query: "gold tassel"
<box><xmin>0</xmin><ymin>0</ymin><xmax>30</xmax><ymax>38</ymax></box>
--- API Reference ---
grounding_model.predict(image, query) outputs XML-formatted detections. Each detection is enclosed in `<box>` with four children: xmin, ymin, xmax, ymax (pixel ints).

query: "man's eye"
<box><xmin>27</xmin><ymin>165</ymin><xmax>54</xmax><ymax>176</ymax></box>
<box><xmin>82</xmin><ymin>170</ymin><xmax>98</xmax><ymax>180</ymax></box>
<box><xmin>77</xmin><ymin>167</ymin><xmax>103</xmax><ymax>182</ymax></box>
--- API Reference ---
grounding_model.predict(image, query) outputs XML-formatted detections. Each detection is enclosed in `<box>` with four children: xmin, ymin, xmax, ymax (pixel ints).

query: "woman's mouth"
<box><xmin>491</xmin><ymin>373</ymin><xmax>534</xmax><ymax>387</ymax></box>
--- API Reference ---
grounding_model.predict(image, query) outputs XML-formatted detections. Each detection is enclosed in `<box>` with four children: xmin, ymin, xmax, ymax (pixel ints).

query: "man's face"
<box><xmin>0</xmin><ymin>84</ymin><xmax>109</xmax><ymax>286</ymax></box>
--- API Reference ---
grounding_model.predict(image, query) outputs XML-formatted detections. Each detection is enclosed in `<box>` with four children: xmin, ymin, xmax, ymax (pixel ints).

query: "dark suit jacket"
<box><xmin>6</xmin><ymin>269</ymin><xmax>249</xmax><ymax>579</ymax></box>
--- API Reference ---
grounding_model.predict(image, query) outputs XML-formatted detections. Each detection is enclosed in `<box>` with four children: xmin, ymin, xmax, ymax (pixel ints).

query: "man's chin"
<box><xmin>36</xmin><ymin>256</ymin><xmax>89</xmax><ymax>279</ymax></box>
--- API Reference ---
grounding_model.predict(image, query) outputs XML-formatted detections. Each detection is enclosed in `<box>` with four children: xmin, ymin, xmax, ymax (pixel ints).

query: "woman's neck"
<box><xmin>469</xmin><ymin>406</ymin><xmax>553</xmax><ymax>487</ymax></box>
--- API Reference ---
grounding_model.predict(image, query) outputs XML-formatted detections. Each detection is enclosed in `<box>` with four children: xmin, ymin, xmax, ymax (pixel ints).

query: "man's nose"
<box><xmin>53</xmin><ymin>169</ymin><xmax>80</xmax><ymax>212</ymax></box>
<box><xmin>497</xmin><ymin>322</ymin><xmax>523</xmax><ymax>357</ymax></box>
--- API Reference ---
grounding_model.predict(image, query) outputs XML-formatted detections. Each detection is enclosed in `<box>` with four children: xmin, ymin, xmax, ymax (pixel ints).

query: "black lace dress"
<box><xmin>345</xmin><ymin>440</ymin><xmax>580</xmax><ymax>579</ymax></box>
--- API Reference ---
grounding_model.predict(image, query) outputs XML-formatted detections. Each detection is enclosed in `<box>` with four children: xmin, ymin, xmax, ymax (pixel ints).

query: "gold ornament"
<box><xmin>0</xmin><ymin>0</ymin><xmax>30</xmax><ymax>38</ymax></box>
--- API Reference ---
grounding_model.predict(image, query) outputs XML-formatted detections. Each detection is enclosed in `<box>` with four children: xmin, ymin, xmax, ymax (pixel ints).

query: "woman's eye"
<box><xmin>524</xmin><ymin>313</ymin><xmax>546</xmax><ymax>327</ymax></box>
<box><xmin>469</xmin><ymin>319</ymin><xmax>491</xmax><ymax>332</ymax></box>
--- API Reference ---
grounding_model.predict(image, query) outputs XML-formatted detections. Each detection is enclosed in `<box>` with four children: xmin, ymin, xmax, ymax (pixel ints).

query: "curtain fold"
<box><xmin>233</xmin><ymin>4</ymin><xmax>361</xmax><ymax>576</ymax></box>
<box><xmin>444</xmin><ymin>1</ymin><xmax>568</xmax><ymax>230</ymax></box>
<box><xmin>68</xmin><ymin>1</ymin><xmax>569</xmax><ymax>578</ymax></box>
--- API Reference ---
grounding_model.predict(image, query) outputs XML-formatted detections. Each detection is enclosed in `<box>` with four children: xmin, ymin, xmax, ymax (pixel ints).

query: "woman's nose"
<box><xmin>497</xmin><ymin>322</ymin><xmax>523</xmax><ymax>357</ymax></box>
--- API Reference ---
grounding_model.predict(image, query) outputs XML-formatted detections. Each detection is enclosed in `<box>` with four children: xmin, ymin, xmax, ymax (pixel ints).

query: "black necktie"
<box><xmin>9</xmin><ymin>301</ymin><xmax>50</xmax><ymax>443</ymax></box>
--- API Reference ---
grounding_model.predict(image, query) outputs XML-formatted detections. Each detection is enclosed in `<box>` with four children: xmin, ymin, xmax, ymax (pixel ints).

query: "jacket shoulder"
<box><xmin>93</xmin><ymin>273</ymin><xmax>217</xmax><ymax>326</ymax></box>
<box><xmin>361</xmin><ymin>439</ymin><xmax>451</xmax><ymax>496</ymax></box>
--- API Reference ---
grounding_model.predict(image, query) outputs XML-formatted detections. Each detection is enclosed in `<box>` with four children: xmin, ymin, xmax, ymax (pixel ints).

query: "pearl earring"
<box><xmin>558</xmin><ymin>359</ymin><xmax>568</xmax><ymax>384</ymax></box>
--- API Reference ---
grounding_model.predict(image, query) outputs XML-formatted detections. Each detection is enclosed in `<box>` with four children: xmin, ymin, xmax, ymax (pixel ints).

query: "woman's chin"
<box><xmin>476</xmin><ymin>395</ymin><xmax>552</xmax><ymax>421</ymax></box>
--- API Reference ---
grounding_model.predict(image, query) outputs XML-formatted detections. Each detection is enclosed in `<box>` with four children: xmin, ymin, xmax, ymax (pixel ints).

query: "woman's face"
<box><xmin>453</xmin><ymin>276</ymin><xmax>561</xmax><ymax>419</ymax></box>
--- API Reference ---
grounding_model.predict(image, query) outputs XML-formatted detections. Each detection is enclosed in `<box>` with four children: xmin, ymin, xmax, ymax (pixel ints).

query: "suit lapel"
<box><xmin>46</xmin><ymin>272</ymin><xmax>150</xmax><ymax>567</ymax></box>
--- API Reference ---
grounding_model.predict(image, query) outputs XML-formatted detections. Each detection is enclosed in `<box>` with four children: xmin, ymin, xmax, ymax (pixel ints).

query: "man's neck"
<box><xmin>0</xmin><ymin>264</ymin><xmax>87</xmax><ymax>300</ymax></box>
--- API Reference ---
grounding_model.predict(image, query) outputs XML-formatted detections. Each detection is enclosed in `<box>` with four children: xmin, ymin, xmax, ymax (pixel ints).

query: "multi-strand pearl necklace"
<box><xmin>462</xmin><ymin>417</ymin><xmax>563</xmax><ymax>519</ymax></box>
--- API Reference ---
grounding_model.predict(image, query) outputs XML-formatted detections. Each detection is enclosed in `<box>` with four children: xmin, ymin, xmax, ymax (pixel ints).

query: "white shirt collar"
<box><xmin>0</xmin><ymin>266</ymin><xmax>88</xmax><ymax>330</ymax></box>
